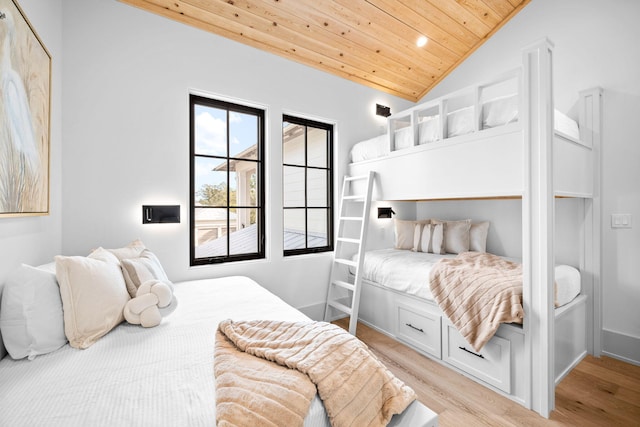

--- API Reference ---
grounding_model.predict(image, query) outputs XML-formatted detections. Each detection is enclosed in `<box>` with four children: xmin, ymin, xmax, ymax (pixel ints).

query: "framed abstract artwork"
<box><xmin>0</xmin><ymin>0</ymin><xmax>51</xmax><ymax>217</ymax></box>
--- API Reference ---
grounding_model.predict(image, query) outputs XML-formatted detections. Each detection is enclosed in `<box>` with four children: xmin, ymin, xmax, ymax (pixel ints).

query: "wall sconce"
<box><xmin>376</xmin><ymin>104</ymin><xmax>391</xmax><ymax>118</ymax></box>
<box><xmin>377</xmin><ymin>207</ymin><xmax>395</xmax><ymax>219</ymax></box>
<box><xmin>142</xmin><ymin>205</ymin><xmax>180</xmax><ymax>224</ymax></box>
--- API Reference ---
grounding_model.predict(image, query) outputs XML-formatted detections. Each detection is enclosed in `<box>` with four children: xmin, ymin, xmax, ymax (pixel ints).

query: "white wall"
<box><xmin>60</xmin><ymin>0</ymin><xmax>413</xmax><ymax>319</ymax></box>
<box><xmin>419</xmin><ymin>0</ymin><xmax>640</xmax><ymax>362</ymax></box>
<box><xmin>0</xmin><ymin>0</ymin><xmax>62</xmax><ymax>282</ymax></box>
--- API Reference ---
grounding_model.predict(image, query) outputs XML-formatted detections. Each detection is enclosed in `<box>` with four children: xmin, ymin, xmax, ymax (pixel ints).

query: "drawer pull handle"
<box><xmin>459</xmin><ymin>346</ymin><xmax>485</xmax><ymax>359</ymax></box>
<box><xmin>405</xmin><ymin>323</ymin><xmax>424</xmax><ymax>333</ymax></box>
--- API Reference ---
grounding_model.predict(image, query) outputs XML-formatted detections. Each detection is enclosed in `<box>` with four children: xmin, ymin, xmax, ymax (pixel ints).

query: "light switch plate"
<box><xmin>611</xmin><ymin>213</ymin><xmax>632</xmax><ymax>229</ymax></box>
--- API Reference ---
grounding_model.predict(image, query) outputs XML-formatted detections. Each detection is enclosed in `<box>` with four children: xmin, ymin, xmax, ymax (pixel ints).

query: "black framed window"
<box><xmin>283</xmin><ymin>115</ymin><xmax>333</xmax><ymax>256</ymax></box>
<box><xmin>190</xmin><ymin>95</ymin><xmax>265</xmax><ymax>265</ymax></box>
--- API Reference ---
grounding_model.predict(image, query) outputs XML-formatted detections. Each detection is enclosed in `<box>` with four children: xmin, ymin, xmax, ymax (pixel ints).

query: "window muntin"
<box><xmin>282</xmin><ymin>115</ymin><xmax>333</xmax><ymax>255</ymax></box>
<box><xmin>190</xmin><ymin>95</ymin><xmax>264</xmax><ymax>265</ymax></box>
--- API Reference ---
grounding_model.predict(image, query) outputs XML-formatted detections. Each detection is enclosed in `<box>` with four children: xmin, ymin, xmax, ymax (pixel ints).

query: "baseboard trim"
<box><xmin>602</xmin><ymin>328</ymin><xmax>640</xmax><ymax>366</ymax></box>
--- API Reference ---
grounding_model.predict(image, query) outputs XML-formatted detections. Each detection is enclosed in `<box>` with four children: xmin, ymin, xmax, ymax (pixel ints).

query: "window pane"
<box><xmin>283</xmin><ymin>166</ymin><xmax>305</xmax><ymax>207</ymax></box>
<box><xmin>194</xmin><ymin>207</ymin><xmax>228</xmax><ymax>257</ymax></box>
<box><xmin>283</xmin><ymin>122</ymin><xmax>305</xmax><ymax>165</ymax></box>
<box><xmin>229</xmin><ymin>112</ymin><xmax>258</xmax><ymax>160</ymax></box>
<box><xmin>194</xmin><ymin>105</ymin><xmax>227</xmax><ymax>156</ymax></box>
<box><xmin>307</xmin><ymin>169</ymin><xmax>327</xmax><ymax>207</ymax></box>
<box><xmin>308</xmin><ymin>209</ymin><xmax>328</xmax><ymax>248</ymax></box>
<box><xmin>284</xmin><ymin>209</ymin><xmax>305</xmax><ymax>250</ymax></box>
<box><xmin>307</xmin><ymin>128</ymin><xmax>327</xmax><ymax>168</ymax></box>
<box><xmin>194</xmin><ymin>157</ymin><xmax>230</xmax><ymax>207</ymax></box>
<box><xmin>229</xmin><ymin>160</ymin><xmax>258</xmax><ymax>207</ymax></box>
<box><xmin>230</xmin><ymin>208</ymin><xmax>258</xmax><ymax>255</ymax></box>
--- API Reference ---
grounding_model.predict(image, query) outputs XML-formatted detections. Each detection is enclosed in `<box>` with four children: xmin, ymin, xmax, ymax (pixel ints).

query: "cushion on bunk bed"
<box><xmin>395</xmin><ymin>219</ymin><xmax>430</xmax><ymax>250</ymax></box>
<box><xmin>470</xmin><ymin>222</ymin><xmax>490</xmax><ymax>252</ymax></box>
<box><xmin>482</xmin><ymin>94</ymin><xmax>519</xmax><ymax>129</ymax></box>
<box><xmin>394</xmin><ymin>127</ymin><xmax>413</xmax><ymax>150</ymax></box>
<box><xmin>418</xmin><ymin>115</ymin><xmax>439</xmax><ymax>144</ymax></box>
<box><xmin>432</xmin><ymin>219</ymin><xmax>472</xmax><ymax>254</ymax></box>
<box><xmin>446</xmin><ymin>107</ymin><xmax>474</xmax><ymax>137</ymax></box>
<box><xmin>429</xmin><ymin>252</ymin><xmax>524</xmax><ymax>352</ymax></box>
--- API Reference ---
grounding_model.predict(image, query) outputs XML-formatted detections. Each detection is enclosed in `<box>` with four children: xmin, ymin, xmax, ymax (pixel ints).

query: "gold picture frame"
<box><xmin>0</xmin><ymin>0</ymin><xmax>51</xmax><ymax>217</ymax></box>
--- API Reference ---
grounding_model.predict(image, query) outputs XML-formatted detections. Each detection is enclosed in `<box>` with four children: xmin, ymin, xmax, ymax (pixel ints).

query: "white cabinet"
<box><xmin>442</xmin><ymin>322</ymin><xmax>512</xmax><ymax>393</ymax></box>
<box><xmin>395</xmin><ymin>303</ymin><xmax>441</xmax><ymax>359</ymax></box>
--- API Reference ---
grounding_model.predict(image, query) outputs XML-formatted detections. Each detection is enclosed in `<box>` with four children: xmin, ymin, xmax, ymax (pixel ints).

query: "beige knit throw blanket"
<box><xmin>429</xmin><ymin>252</ymin><xmax>524</xmax><ymax>352</ymax></box>
<box><xmin>214</xmin><ymin>319</ymin><xmax>416</xmax><ymax>427</ymax></box>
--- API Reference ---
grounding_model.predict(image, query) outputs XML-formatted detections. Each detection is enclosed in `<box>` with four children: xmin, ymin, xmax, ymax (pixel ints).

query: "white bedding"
<box><xmin>357</xmin><ymin>249</ymin><xmax>581</xmax><ymax>307</ymax></box>
<box><xmin>0</xmin><ymin>276</ymin><xmax>330</xmax><ymax>427</ymax></box>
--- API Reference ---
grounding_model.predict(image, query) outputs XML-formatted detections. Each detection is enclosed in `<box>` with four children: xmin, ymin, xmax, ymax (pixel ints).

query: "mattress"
<box><xmin>357</xmin><ymin>249</ymin><xmax>581</xmax><ymax>307</ymax></box>
<box><xmin>0</xmin><ymin>276</ymin><xmax>330</xmax><ymax>427</ymax></box>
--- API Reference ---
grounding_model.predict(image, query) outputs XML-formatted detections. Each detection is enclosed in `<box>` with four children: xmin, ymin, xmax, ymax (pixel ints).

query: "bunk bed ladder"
<box><xmin>324</xmin><ymin>171</ymin><xmax>375</xmax><ymax>335</ymax></box>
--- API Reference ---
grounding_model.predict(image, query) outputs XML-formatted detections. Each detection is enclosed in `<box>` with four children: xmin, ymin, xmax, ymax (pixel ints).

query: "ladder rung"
<box><xmin>343</xmin><ymin>195</ymin><xmax>364</xmax><ymax>200</ymax></box>
<box><xmin>345</xmin><ymin>174</ymin><xmax>369</xmax><ymax>181</ymax></box>
<box><xmin>337</xmin><ymin>237</ymin><xmax>360</xmax><ymax>244</ymax></box>
<box><xmin>327</xmin><ymin>300</ymin><xmax>353</xmax><ymax>315</ymax></box>
<box><xmin>340</xmin><ymin>216</ymin><xmax>363</xmax><ymax>221</ymax></box>
<box><xmin>334</xmin><ymin>258</ymin><xmax>357</xmax><ymax>268</ymax></box>
<box><xmin>332</xmin><ymin>280</ymin><xmax>355</xmax><ymax>291</ymax></box>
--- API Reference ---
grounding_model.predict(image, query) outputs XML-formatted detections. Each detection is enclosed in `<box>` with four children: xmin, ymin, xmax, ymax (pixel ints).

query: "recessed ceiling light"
<box><xmin>417</xmin><ymin>36</ymin><xmax>428</xmax><ymax>48</ymax></box>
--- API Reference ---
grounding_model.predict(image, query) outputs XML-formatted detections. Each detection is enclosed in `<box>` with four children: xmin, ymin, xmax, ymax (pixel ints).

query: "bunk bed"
<box><xmin>345</xmin><ymin>39</ymin><xmax>602</xmax><ymax>418</ymax></box>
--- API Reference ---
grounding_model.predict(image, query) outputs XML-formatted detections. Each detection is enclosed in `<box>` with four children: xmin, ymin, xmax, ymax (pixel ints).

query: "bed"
<box><xmin>356</xmin><ymin>248</ymin><xmax>581</xmax><ymax>308</ymax></box>
<box><xmin>342</xmin><ymin>39</ymin><xmax>602</xmax><ymax>418</ymax></box>
<box><xmin>350</xmin><ymin>109</ymin><xmax>580</xmax><ymax>163</ymax></box>
<box><xmin>0</xmin><ymin>251</ymin><xmax>437</xmax><ymax>426</ymax></box>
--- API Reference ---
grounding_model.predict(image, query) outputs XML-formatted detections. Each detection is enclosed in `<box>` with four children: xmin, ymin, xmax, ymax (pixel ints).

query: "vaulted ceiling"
<box><xmin>119</xmin><ymin>0</ymin><xmax>530</xmax><ymax>102</ymax></box>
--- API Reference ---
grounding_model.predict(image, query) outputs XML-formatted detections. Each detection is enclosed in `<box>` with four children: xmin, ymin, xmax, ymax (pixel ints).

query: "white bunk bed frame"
<box><xmin>348</xmin><ymin>39</ymin><xmax>602</xmax><ymax>418</ymax></box>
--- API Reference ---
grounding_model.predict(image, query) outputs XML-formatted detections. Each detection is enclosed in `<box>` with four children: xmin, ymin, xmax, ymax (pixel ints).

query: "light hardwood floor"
<box><xmin>334</xmin><ymin>319</ymin><xmax>640</xmax><ymax>426</ymax></box>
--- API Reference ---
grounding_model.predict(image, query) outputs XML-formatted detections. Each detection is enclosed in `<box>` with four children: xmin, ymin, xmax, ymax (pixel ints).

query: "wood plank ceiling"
<box><xmin>118</xmin><ymin>0</ymin><xmax>530</xmax><ymax>102</ymax></box>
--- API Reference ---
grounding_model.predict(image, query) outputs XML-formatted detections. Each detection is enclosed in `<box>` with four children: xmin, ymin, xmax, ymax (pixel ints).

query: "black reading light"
<box><xmin>376</xmin><ymin>104</ymin><xmax>391</xmax><ymax>118</ymax></box>
<box><xmin>142</xmin><ymin>205</ymin><xmax>180</xmax><ymax>224</ymax></box>
<box><xmin>377</xmin><ymin>207</ymin><xmax>395</xmax><ymax>219</ymax></box>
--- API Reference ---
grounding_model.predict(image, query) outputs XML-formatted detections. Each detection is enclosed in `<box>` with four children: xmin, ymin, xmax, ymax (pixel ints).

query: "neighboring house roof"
<box><xmin>194</xmin><ymin>208</ymin><xmax>236</xmax><ymax>222</ymax></box>
<box><xmin>195</xmin><ymin>224</ymin><xmax>328</xmax><ymax>257</ymax></box>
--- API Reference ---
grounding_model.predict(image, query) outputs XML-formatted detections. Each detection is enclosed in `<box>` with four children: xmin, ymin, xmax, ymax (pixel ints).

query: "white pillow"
<box><xmin>470</xmin><ymin>222</ymin><xmax>490</xmax><ymax>252</ymax></box>
<box><xmin>0</xmin><ymin>264</ymin><xmax>67</xmax><ymax>360</ymax></box>
<box><xmin>432</xmin><ymin>219</ymin><xmax>472</xmax><ymax>254</ymax></box>
<box><xmin>107</xmin><ymin>239</ymin><xmax>146</xmax><ymax>261</ymax></box>
<box><xmin>419</xmin><ymin>224</ymin><xmax>434</xmax><ymax>253</ymax></box>
<box><xmin>431</xmin><ymin>224</ymin><xmax>445</xmax><ymax>254</ymax></box>
<box><xmin>55</xmin><ymin>248</ymin><xmax>130</xmax><ymax>349</ymax></box>
<box><xmin>395</xmin><ymin>219</ymin><xmax>430</xmax><ymax>250</ymax></box>
<box><xmin>120</xmin><ymin>249</ymin><xmax>170</xmax><ymax>298</ymax></box>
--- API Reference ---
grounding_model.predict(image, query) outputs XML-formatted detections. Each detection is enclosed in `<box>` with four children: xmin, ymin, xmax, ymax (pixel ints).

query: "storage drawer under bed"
<box><xmin>395</xmin><ymin>303</ymin><xmax>442</xmax><ymax>359</ymax></box>
<box><xmin>443</xmin><ymin>322</ymin><xmax>511</xmax><ymax>393</ymax></box>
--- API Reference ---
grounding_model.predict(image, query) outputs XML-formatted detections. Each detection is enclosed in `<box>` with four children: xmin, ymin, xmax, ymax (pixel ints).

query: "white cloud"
<box><xmin>229</xmin><ymin>112</ymin><xmax>242</xmax><ymax>124</ymax></box>
<box><xmin>195</xmin><ymin>111</ymin><xmax>226</xmax><ymax>156</ymax></box>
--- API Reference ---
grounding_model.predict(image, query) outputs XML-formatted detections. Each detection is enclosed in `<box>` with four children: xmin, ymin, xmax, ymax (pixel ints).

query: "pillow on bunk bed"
<box><xmin>431</xmin><ymin>219</ymin><xmax>472</xmax><ymax>254</ymax></box>
<box><xmin>470</xmin><ymin>222</ymin><xmax>490</xmax><ymax>253</ymax></box>
<box><xmin>482</xmin><ymin>94</ymin><xmax>518</xmax><ymax>129</ymax></box>
<box><xmin>414</xmin><ymin>223</ymin><xmax>445</xmax><ymax>254</ymax></box>
<box><xmin>446</xmin><ymin>107</ymin><xmax>474</xmax><ymax>138</ymax></box>
<box><xmin>418</xmin><ymin>115</ymin><xmax>440</xmax><ymax>144</ymax></box>
<box><xmin>394</xmin><ymin>219</ymin><xmax>429</xmax><ymax>250</ymax></box>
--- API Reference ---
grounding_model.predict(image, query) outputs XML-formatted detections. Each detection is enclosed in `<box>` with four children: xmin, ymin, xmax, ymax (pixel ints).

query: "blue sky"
<box><xmin>194</xmin><ymin>105</ymin><xmax>257</xmax><ymax>190</ymax></box>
